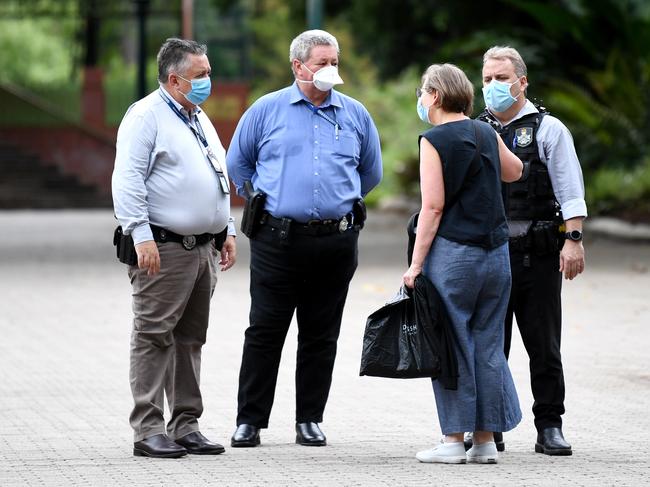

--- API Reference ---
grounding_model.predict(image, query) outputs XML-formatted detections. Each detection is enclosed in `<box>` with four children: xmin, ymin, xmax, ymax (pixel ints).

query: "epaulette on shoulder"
<box><xmin>531</xmin><ymin>98</ymin><xmax>550</xmax><ymax>115</ymax></box>
<box><xmin>476</xmin><ymin>109</ymin><xmax>501</xmax><ymax>130</ymax></box>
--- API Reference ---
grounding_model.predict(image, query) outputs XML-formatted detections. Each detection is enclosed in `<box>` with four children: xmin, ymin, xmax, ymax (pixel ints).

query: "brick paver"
<box><xmin>0</xmin><ymin>209</ymin><xmax>648</xmax><ymax>486</ymax></box>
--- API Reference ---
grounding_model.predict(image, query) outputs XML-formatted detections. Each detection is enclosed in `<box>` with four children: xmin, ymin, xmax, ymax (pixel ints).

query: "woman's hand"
<box><xmin>402</xmin><ymin>264</ymin><xmax>422</xmax><ymax>289</ymax></box>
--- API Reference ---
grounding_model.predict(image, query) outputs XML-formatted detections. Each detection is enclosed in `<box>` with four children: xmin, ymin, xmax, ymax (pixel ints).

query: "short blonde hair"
<box><xmin>421</xmin><ymin>63</ymin><xmax>474</xmax><ymax>116</ymax></box>
<box><xmin>483</xmin><ymin>46</ymin><xmax>527</xmax><ymax>77</ymax></box>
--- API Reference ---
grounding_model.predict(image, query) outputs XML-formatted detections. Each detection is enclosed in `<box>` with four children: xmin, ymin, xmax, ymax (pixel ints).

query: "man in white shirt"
<box><xmin>112</xmin><ymin>38</ymin><xmax>236</xmax><ymax>458</ymax></box>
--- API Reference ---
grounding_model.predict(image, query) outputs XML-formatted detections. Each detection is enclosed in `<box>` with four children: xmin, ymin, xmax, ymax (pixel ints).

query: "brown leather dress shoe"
<box><xmin>133</xmin><ymin>434</ymin><xmax>187</xmax><ymax>458</ymax></box>
<box><xmin>296</xmin><ymin>422</ymin><xmax>326</xmax><ymax>446</ymax></box>
<box><xmin>175</xmin><ymin>431</ymin><xmax>225</xmax><ymax>455</ymax></box>
<box><xmin>231</xmin><ymin>424</ymin><xmax>261</xmax><ymax>447</ymax></box>
<box><xmin>535</xmin><ymin>427</ymin><xmax>572</xmax><ymax>456</ymax></box>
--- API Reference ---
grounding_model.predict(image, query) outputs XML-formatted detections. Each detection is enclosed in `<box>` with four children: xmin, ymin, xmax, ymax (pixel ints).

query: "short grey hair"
<box><xmin>483</xmin><ymin>46</ymin><xmax>527</xmax><ymax>77</ymax></box>
<box><xmin>289</xmin><ymin>29</ymin><xmax>339</xmax><ymax>64</ymax></box>
<box><xmin>157</xmin><ymin>38</ymin><xmax>207</xmax><ymax>83</ymax></box>
<box><xmin>421</xmin><ymin>64</ymin><xmax>474</xmax><ymax>116</ymax></box>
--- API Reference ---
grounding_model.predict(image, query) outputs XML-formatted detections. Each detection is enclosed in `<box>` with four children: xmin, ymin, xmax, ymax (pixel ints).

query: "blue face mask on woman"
<box><xmin>417</xmin><ymin>97</ymin><xmax>433</xmax><ymax>124</ymax></box>
<box><xmin>482</xmin><ymin>79</ymin><xmax>521</xmax><ymax>112</ymax></box>
<box><xmin>177</xmin><ymin>74</ymin><xmax>212</xmax><ymax>105</ymax></box>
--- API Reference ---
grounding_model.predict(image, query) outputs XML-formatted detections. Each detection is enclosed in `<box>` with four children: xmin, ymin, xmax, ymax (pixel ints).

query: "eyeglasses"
<box><xmin>415</xmin><ymin>87</ymin><xmax>428</xmax><ymax>99</ymax></box>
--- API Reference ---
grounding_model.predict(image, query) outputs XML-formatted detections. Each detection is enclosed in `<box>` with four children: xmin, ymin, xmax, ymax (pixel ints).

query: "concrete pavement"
<box><xmin>0</xmin><ymin>209</ymin><xmax>649</xmax><ymax>486</ymax></box>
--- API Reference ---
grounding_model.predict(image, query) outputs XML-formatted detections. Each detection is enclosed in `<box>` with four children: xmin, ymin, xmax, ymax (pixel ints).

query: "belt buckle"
<box><xmin>338</xmin><ymin>217</ymin><xmax>349</xmax><ymax>233</ymax></box>
<box><xmin>182</xmin><ymin>235</ymin><xmax>196</xmax><ymax>250</ymax></box>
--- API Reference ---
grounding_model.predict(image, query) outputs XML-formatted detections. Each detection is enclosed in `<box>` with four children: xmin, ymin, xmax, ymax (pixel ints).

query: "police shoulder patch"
<box><xmin>515</xmin><ymin>127</ymin><xmax>533</xmax><ymax>147</ymax></box>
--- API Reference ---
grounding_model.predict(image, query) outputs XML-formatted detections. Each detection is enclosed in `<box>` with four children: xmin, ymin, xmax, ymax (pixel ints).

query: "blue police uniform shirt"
<box><xmin>226</xmin><ymin>82</ymin><xmax>383</xmax><ymax>222</ymax></box>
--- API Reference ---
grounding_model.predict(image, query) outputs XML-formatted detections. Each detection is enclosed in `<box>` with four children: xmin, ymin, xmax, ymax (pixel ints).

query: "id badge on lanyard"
<box><xmin>205</xmin><ymin>146</ymin><xmax>231</xmax><ymax>195</ymax></box>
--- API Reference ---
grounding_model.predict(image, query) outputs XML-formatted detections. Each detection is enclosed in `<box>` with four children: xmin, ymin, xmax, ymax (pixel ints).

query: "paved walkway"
<box><xmin>0</xmin><ymin>209</ymin><xmax>649</xmax><ymax>486</ymax></box>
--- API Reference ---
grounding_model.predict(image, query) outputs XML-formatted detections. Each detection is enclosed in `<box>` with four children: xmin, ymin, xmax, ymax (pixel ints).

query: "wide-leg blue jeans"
<box><xmin>422</xmin><ymin>237</ymin><xmax>522</xmax><ymax>435</ymax></box>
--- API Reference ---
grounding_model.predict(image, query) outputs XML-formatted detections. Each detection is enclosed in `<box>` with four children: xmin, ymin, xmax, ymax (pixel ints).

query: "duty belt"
<box><xmin>150</xmin><ymin>224</ymin><xmax>227</xmax><ymax>250</ymax></box>
<box><xmin>260</xmin><ymin>212</ymin><xmax>354</xmax><ymax>237</ymax></box>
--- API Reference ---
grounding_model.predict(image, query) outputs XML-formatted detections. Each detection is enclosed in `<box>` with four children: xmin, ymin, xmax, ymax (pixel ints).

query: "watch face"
<box><xmin>568</xmin><ymin>230</ymin><xmax>582</xmax><ymax>241</ymax></box>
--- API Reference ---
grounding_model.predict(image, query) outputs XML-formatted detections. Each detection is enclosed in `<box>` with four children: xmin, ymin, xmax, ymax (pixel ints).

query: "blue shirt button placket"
<box><xmin>313</xmin><ymin>114</ymin><xmax>321</xmax><ymax>219</ymax></box>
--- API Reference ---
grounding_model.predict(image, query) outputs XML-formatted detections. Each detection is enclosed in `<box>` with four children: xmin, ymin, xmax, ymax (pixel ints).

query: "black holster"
<box><xmin>240</xmin><ymin>181</ymin><xmax>267</xmax><ymax>238</ymax></box>
<box><xmin>530</xmin><ymin>221</ymin><xmax>562</xmax><ymax>255</ymax></box>
<box><xmin>113</xmin><ymin>226</ymin><xmax>138</xmax><ymax>266</ymax></box>
<box><xmin>352</xmin><ymin>198</ymin><xmax>367</xmax><ymax>230</ymax></box>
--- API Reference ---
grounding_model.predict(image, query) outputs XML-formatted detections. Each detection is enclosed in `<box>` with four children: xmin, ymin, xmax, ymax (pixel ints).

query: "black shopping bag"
<box><xmin>360</xmin><ymin>283</ymin><xmax>441</xmax><ymax>379</ymax></box>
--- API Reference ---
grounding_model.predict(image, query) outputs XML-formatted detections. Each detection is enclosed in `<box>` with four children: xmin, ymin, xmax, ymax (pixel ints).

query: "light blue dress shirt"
<box><xmin>226</xmin><ymin>82</ymin><xmax>383</xmax><ymax>222</ymax></box>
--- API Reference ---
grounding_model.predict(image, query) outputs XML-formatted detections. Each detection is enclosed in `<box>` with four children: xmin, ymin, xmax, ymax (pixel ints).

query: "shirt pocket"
<box><xmin>333</xmin><ymin>130</ymin><xmax>360</xmax><ymax>159</ymax></box>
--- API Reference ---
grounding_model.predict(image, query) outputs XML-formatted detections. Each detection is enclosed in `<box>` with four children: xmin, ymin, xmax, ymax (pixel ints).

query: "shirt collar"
<box><xmin>488</xmin><ymin>99</ymin><xmax>537</xmax><ymax>127</ymax></box>
<box><xmin>289</xmin><ymin>81</ymin><xmax>343</xmax><ymax>109</ymax></box>
<box><xmin>159</xmin><ymin>84</ymin><xmax>202</xmax><ymax>117</ymax></box>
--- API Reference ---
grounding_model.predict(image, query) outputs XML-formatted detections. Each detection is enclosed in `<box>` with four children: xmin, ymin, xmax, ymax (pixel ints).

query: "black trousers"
<box><xmin>236</xmin><ymin>224</ymin><xmax>359</xmax><ymax>428</ymax></box>
<box><xmin>505</xmin><ymin>249</ymin><xmax>565</xmax><ymax>432</ymax></box>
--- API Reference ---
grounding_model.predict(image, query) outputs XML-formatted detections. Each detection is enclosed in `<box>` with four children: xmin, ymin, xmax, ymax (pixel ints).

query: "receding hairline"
<box><xmin>482</xmin><ymin>46</ymin><xmax>527</xmax><ymax>77</ymax></box>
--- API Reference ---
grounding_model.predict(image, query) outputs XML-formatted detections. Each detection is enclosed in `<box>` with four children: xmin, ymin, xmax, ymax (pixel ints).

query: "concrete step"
<box><xmin>0</xmin><ymin>138</ymin><xmax>110</xmax><ymax>208</ymax></box>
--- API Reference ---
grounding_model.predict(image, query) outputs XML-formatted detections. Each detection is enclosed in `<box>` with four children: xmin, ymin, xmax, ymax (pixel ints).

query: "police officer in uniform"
<box><xmin>475</xmin><ymin>46</ymin><xmax>586</xmax><ymax>455</ymax></box>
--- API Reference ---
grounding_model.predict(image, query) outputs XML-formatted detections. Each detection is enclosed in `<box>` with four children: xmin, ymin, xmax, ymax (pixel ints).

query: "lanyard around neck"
<box><xmin>159</xmin><ymin>90</ymin><xmax>230</xmax><ymax>194</ymax></box>
<box><xmin>306</xmin><ymin>101</ymin><xmax>340</xmax><ymax>139</ymax></box>
<box><xmin>159</xmin><ymin>91</ymin><xmax>210</xmax><ymax>148</ymax></box>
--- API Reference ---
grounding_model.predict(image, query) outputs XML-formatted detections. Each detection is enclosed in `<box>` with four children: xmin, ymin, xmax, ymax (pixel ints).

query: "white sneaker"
<box><xmin>467</xmin><ymin>441</ymin><xmax>498</xmax><ymax>464</ymax></box>
<box><xmin>416</xmin><ymin>439</ymin><xmax>467</xmax><ymax>464</ymax></box>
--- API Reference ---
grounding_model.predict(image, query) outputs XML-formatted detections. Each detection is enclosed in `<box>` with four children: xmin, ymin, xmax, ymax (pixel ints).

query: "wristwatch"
<box><xmin>565</xmin><ymin>230</ymin><xmax>583</xmax><ymax>241</ymax></box>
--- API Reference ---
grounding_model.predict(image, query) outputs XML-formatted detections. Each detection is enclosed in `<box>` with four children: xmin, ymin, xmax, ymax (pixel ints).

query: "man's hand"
<box><xmin>219</xmin><ymin>235</ymin><xmax>237</xmax><ymax>271</ymax></box>
<box><xmin>559</xmin><ymin>240</ymin><xmax>585</xmax><ymax>280</ymax></box>
<box><xmin>135</xmin><ymin>240</ymin><xmax>160</xmax><ymax>276</ymax></box>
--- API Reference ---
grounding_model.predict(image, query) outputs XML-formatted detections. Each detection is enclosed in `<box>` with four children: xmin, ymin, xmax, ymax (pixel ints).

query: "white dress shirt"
<box><xmin>112</xmin><ymin>86</ymin><xmax>235</xmax><ymax>245</ymax></box>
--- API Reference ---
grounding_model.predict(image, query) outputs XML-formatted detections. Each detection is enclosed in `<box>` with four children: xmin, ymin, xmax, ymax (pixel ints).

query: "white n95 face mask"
<box><xmin>300</xmin><ymin>64</ymin><xmax>344</xmax><ymax>92</ymax></box>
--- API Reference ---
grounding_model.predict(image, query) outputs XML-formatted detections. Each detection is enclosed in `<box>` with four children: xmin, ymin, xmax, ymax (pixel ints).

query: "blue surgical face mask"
<box><xmin>177</xmin><ymin>74</ymin><xmax>212</xmax><ymax>105</ymax></box>
<box><xmin>417</xmin><ymin>97</ymin><xmax>433</xmax><ymax>124</ymax></box>
<box><xmin>482</xmin><ymin>79</ymin><xmax>521</xmax><ymax>112</ymax></box>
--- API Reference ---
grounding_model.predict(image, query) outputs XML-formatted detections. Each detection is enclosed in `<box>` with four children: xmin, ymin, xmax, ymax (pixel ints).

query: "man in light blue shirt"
<box><xmin>227</xmin><ymin>29</ymin><xmax>382</xmax><ymax>448</ymax></box>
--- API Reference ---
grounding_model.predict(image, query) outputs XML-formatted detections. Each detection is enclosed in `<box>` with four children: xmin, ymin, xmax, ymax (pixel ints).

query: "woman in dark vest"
<box><xmin>403</xmin><ymin>63</ymin><xmax>523</xmax><ymax>464</ymax></box>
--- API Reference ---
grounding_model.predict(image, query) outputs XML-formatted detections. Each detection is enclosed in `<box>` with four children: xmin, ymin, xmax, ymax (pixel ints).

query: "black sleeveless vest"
<box><xmin>477</xmin><ymin>108</ymin><xmax>561</xmax><ymax>222</ymax></box>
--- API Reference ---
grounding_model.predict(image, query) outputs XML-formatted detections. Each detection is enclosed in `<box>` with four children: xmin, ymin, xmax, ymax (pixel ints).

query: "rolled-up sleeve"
<box><xmin>539</xmin><ymin>117</ymin><xmax>588</xmax><ymax>221</ymax></box>
<box><xmin>111</xmin><ymin>107</ymin><xmax>157</xmax><ymax>244</ymax></box>
<box><xmin>358</xmin><ymin>108</ymin><xmax>383</xmax><ymax>196</ymax></box>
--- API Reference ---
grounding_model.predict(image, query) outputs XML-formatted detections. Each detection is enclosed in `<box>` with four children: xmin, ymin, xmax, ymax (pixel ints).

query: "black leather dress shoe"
<box><xmin>175</xmin><ymin>431</ymin><xmax>225</xmax><ymax>455</ymax></box>
<box><xmin>231</xmin><ymin>424</ymin><xmax>261</xmax><ymax>447</ymax></box>
<box><xmin>296</xmin><ymin>422</ymin><xmax>326</xmax><ymax>446</ymax></box>
<box><xmin>463</xmin><ymin>432</ymin><xmax>505</xmax><ymax>452</ymax></box>
<box><xmin>133</xmin><ymin>434</ymin><xmax>187</xmax><ymax>458</ymax></box>
<box><xmin>535</xmin><ymin>427</ymin><xmax>572</xmax><ymax>455</ymax></box>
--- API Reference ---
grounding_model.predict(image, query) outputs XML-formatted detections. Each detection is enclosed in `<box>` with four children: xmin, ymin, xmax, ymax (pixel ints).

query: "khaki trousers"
<box><xmin>127</xmin><ymin>241</ymin><xmax>218</xmax><ymax>442</ymax></box>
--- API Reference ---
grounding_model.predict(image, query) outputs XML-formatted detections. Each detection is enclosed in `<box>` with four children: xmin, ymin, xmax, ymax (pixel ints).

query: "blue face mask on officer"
<box><xmin>177</xmin><ymin>74</ymin><xmax>212</xmax><ymax>105</ymax></box>
<box><xmin>482</xmin><ymin>78</ymin><xmax>521</xmax><ymax>113</ymax></box>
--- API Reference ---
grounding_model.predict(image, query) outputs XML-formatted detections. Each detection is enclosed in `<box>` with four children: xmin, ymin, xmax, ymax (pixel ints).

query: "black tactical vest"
<box><xmin>477</xmin><ymin>108</ymin><xmax>561</xmax><ymax>222</ymax></box>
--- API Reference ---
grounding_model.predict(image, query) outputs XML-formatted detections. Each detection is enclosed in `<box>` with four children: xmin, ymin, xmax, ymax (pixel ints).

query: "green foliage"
<box><xmin>0</xmin><ymin>18</ymin><xmax>77</xmax><ymax>86</ymax></box>
<box><xmin>587</xmin><ymin>157</ymin><xmax>650</xmax><ymax>219</ymax></box>
<box><xmin>247</xmin><ymin>0</ymin><xmax>298</xmax><ymax>98</ymax></box>
<box><xmin>345</xmin><ymin>68</ymin><xmax>429</xmax><ymax>205</ymax></box>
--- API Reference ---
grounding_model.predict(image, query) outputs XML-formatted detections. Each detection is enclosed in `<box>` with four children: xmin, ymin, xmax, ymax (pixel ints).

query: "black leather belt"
<box><xmin>260</xmin><ymin>212</ymin><xmax>353</xmax><ymax>236</ymax></box>
<box><xmin>150</xmin><ymin>224</ymin><xmax>227</xmax><ymax>250</ymax></box>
